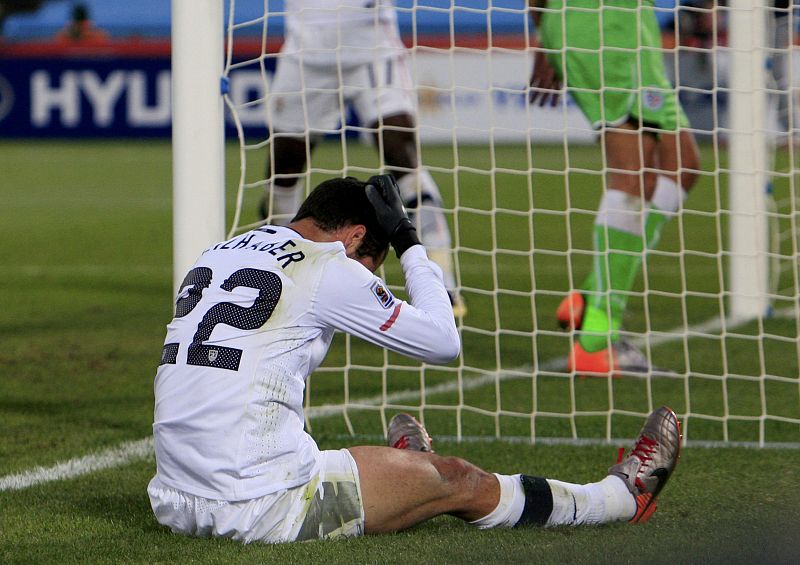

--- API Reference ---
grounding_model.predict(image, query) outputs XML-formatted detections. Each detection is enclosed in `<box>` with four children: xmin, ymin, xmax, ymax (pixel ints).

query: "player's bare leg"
<box><xmin>604</xmin><ymin>124</ymin><xmax>659</xmax><ymax>199</ymax></box>
<box><xmin>564</xmin><ymin>125</ymin><xmax>700</xmax><ymax>375</ymax></box>
<box><xmin>352</xmin><ymin>407</ymin><xmax>680</xmax><ymax>535</ymax></box>
<box><xmin>567</xmin><ymin>124</ymin><xmax>657</xmax><ymax>374</ymax></box>
<box><xmin>260</xmin><ymin>134</ymin><xmax>312</xmax><ymax>224</ymax></box>
<box><xmin>374</xmin><ymin>113</ymin><xmax>464</xmax><ymax>316</ymax></box>
<box><xmin>645</xmin><ymin>129</ymin><xmax>700</xmax><ymax>249</ymax></box>
<box><xmin>348</xmin><ymin>446</ymin><xmax>500</xmax><ymax>533</ymax></box>
<box><xmin>559</xmin><ymin>128</ymin><xmax>699</xmax><ymax>319</ymax></box>
<box><xmin>657</xmin><ymin>129</ymin><xmax>700</xmax><ymax>191</ymax></box>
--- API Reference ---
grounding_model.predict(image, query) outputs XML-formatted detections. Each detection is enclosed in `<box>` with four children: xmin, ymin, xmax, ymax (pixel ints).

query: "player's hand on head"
<box><xmin>366</xmin><ymin>174</ymin><xmax>421</xmax><ymax>257</ymax></box>
<box><xmin>365</xmin><ymin>174</ymin><xmax>407</xmax><ymax>235</ymax></box>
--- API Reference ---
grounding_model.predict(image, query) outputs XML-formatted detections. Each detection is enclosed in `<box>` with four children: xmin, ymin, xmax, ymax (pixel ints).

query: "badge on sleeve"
<box><xmin>370</xmin><ymin>279</ymin><xmax>395</xmax><ymax>309</ymax></box>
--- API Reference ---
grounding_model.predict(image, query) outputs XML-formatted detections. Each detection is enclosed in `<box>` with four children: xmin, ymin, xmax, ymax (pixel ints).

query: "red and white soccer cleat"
<box><xmin>556</xmin><ymin>291</ymin><xmax>585</xmax><ymax>330</ymax></box>
<box><xmin>608</xmin><ymin>406</ymin><xmax>682</xmax><ymax>524</ymax></box>
<box><xmin>387</xmin><ymin>413</ymin><xmax>434</xmax><ymax>452</ymax></box>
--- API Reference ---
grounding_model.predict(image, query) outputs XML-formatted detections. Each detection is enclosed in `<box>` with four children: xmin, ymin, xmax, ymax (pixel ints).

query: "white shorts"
<box><xmin>268</xmin><ymin>51</ymin><xmax>416</xmax><ymax>135</ymax></box>
<box><xmin>147</xmin><ymin>448</ymin><xmax>364</xmax><ymax>544</ymax></box>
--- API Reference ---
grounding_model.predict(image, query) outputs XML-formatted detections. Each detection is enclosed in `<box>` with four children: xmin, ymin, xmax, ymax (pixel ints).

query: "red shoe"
<box><xmin>568</xmin><ymin>339</ymin><xmax>652</xmax><ymax>377</ymax></box>
<box><xmin>568</xmin><ymin>341</ymin><xmax>616</xmax><ymax>376</ymax></box>
<box><xmin>556</xmin><ymin>291</ymin><xmax>585</xmax><ymax>330</ymax></box>
<box><xmin>608</xmin><ymin>407</ymin><xmax>682</xmax><ymax>524</ymax></box>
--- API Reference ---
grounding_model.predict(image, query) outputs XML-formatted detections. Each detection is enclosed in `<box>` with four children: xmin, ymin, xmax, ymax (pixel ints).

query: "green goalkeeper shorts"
<box><xmin>539</xmin><ymin>0</ymin><xmax>689</xmax><ymax>131</ymax></box>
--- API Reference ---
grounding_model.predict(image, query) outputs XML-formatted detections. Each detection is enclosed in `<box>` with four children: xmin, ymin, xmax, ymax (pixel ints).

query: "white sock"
<box><xmin>470</xmin><ymin>474</ymin><xmax>635</xmax><ymax>530</ymax></box>
<box><xmin>266</xmin><ymin>179</ymin><xmax>304</xmax><ymax>225</ymax></box>
<box><xmin>396</xmin><ymin>168</ymin><xmax>443</xmax><ymax>205</ymax></box>
<box><xmin>596</xmin><ymin>189</ymin><xmax>644</xmax><ymax>236</ymax></box>
<box><xmin>397</xmin><ymin>171</ymin><xmax>457</xmax><ymax>292</ymax></box>
<box><xmin>649</xmin><ymin>175</ymin><xmax>687</xmax><ymax>215</ymax></box>
<box><xmin>470</xmin><ymin>474</ymin><xmax>525</xmax><ymax>529</ymax></box>
<box><xmin>545</xmin><ymin>476</ymin><xmax>636</xmax><ymax>526</ymax></box>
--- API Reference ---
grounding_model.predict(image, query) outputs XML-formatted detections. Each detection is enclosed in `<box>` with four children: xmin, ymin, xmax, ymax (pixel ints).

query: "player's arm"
<box><xmin>315</xmin><ymin>251</ymin><xmax>460</xmax><ymax>364</ymax></box>
<box><xmin>527</xmin><ymin>0</ymin><xmax>561</xmax><ymax>107</ymax></box>
<box><xmin>313</xmin><ymin>175</ymin><xmax>459</xmax><ymax>364</ymax></box>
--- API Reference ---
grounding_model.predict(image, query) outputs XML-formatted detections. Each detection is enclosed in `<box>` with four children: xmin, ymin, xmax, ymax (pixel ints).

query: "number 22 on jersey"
<box><xmin>159</xmin><ymin>267</ymin><xmax>282</xmax><ymax>371</ymax></box>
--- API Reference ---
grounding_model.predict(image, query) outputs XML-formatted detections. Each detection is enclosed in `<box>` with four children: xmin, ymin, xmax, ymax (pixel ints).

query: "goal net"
<box><xmin>181</xmin><ymin>0</ymin><xmax>800</xmax><ymax>447</ymax></box>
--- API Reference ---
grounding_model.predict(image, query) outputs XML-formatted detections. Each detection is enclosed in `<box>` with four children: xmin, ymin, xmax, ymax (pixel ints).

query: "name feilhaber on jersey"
<box><xmin>206</xmin><ymin>228</ymin><xmax>305</xmax><ymax>269</ymax></box>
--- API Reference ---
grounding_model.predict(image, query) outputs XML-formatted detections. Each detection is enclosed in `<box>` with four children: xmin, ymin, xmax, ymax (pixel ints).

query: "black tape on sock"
<box><xmin>514</xmin><ymin>475</ymin><xmax>553</xmax><ymax>527</ymax></box>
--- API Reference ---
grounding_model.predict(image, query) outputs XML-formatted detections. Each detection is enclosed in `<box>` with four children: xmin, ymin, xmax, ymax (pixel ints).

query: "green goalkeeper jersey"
<box><xmin>539</xmin><ymin>0</ymin><xmax>688</xmax><ymax>131</ymax></box>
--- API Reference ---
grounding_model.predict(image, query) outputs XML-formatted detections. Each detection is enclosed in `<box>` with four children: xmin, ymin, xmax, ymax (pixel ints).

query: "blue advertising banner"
<box><xmin>0</xmin><ymin>52</ymin><xmax>280</xmax><ymax>138</ymax></box>
<box><xmin>0</xmin><ymin>39</ymin><xmax>719</xmax><ymax>141</ymax></box>
<box><xmin>0</xmin><ymin>57</ymin><xmax>172</xmax><ymax>137</ymax></box>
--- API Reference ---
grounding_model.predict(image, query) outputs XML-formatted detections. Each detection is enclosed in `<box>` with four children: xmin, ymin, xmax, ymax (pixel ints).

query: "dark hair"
<box><xmin>292</xmin><ymin>177</ymin><xmax>390</xmax><ymax>260</ymax></box>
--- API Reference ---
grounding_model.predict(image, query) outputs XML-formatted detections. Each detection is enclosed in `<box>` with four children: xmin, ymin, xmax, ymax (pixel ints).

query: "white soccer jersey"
<box><xmin>152</xmin><ymin>226</ymin><xmax>459</xmax><ymax>501</ymax></box>
<box><xmin>284</xmin><ymin>0</ymin><xmax>397</xmax><ymax>26</ymax></box>
<box><xmin>281</xmin><ymin>0</ymin><xmax>402</xmax><ymax>67</ymax></box>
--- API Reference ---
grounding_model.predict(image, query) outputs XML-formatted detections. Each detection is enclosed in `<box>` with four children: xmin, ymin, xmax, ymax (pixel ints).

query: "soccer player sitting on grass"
<box><xmin>528</xmin><ymin>0</ymin><xmax>701</xmax><ymax>375</ymax></box>
<box><xmin>148</xmin><ymin>175</ymin><xmax>681</xmax><ymax>543</ymax></box>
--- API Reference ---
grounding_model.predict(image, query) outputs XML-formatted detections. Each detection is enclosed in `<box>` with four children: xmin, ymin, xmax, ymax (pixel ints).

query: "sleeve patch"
<box><xmin>370</xmin><ymin>279</ymin><xmax>395</xmax><ymax>309</ymax></box>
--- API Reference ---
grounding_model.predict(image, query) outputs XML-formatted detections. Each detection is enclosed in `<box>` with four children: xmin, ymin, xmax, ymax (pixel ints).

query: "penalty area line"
<box><xmin>1</xmin><ymin>307</ymin><xmax>796</xmax><ymax>492</ymax></box>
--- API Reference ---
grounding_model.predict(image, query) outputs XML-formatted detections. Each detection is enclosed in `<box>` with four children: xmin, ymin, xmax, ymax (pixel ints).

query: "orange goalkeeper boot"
<box><xmin>568</xmin><ymin>341</ymin><xmax>615</xmax><ymax>376</ymax></box>
<box><xmin>556</xmin><ymin>291</ymin><xmax>585</xmax><ymax>330</ymax></box>
<box><xmin>568</xmin><ymin>339</ymin><xmax>651</xmax><ymax>377</ymax></box>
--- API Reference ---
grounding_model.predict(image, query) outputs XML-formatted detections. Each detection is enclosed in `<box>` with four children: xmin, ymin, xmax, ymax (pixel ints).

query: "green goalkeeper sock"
<box><xmin>580</xmin><ymin>225</ymin><xmax>644</xmax><ymax>353</ymax></box>
<box><xmin>577</xmin><ymin>206</ymin><xmax>670</xmax><ymax>295</ymax></box>
<box><xmin>644</xmin><ymin>206</ymin><xmax>670</xmax><ymax>249</ymax></box>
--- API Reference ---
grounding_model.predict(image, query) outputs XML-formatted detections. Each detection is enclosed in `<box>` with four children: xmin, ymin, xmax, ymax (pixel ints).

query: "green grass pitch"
<box><xmin>1</xmin><ymin>139</ymin><xmax>798</xmax><ymax>563</ymax></box>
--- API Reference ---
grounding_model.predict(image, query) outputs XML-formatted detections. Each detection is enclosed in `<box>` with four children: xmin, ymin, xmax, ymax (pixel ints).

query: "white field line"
<box><xmin>0</xmin><ymin>437</ymin><xmax>154</xmax><ymax>492</ymax></box>
<box><xmin>1</xmin><ymin>307</ymin><xmax>797</xmax><ymax>492</ymax></box>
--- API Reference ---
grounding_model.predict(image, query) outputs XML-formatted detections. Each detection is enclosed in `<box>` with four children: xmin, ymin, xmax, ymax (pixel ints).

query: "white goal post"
<box><xmin>173</xmin><ymin>0</ymin><xmax>800</xmax><ymax>448</ymax></box>
<box><xmin>171</xmin><ymin>0</ymin><xmax>226</xmax><ymax>292</ymax></box>
<box><xmin>727</xmin><ymin>0</ymin><xmax>770</xmax><ymax>320</ymax></box>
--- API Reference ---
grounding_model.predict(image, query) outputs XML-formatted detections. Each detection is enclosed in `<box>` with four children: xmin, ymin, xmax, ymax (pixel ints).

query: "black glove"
<box><xmin>365</xmin><ymin>174</ymin><xmax>421</xmax><ymax>258</ymax></box>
